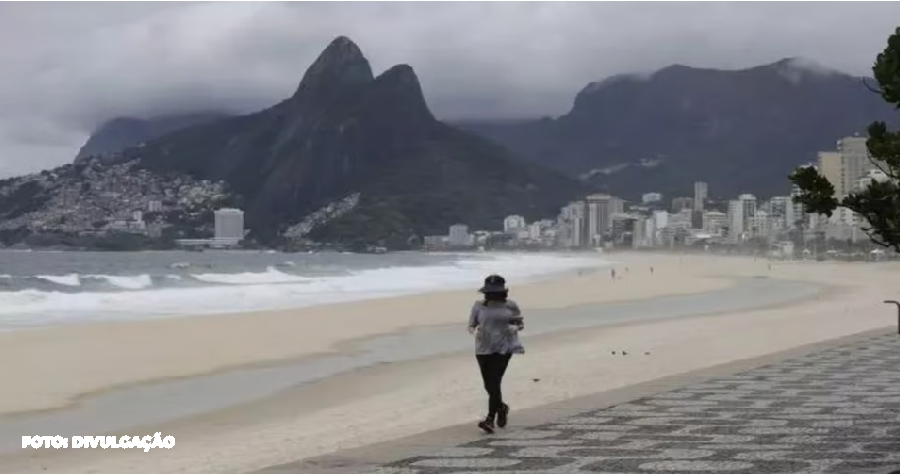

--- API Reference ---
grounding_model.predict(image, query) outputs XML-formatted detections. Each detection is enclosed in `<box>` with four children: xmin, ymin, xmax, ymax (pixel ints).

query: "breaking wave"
<box><xmin>0</xmin><ymin>253</ymin><xmax>606</xmax><ymax>329</ymax></box>
<box><xmin>189</xmin><ymin>266</ymin><xmax>311</xmax><ymax>285</ymax></box>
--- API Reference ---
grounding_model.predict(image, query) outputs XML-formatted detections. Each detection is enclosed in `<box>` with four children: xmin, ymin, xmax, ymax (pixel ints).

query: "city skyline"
<box><xmin>423</xmin><ymin>134</ymin><xmax>884</xmax><ymax>254</ymax></box>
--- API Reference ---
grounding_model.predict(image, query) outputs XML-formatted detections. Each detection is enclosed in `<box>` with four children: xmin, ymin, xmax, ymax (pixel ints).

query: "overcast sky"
<box><xmin>1</xmin><ymin>2</ymin><xmax>899</xmax><ymax>177</ymax></box>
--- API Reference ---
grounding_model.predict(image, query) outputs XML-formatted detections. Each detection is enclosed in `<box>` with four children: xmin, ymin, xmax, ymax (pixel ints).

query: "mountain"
<box><xmin>457</xmin><ymin>58</ymin><xmax>895</xmax><ymax>199</ymax></box>
<box><xmin>75</xmin><ymin>113</ymin><xmax>232</xmax><ymax>163</ymax></box>
<box><xmin>114</xmin><ymin>36</ymin><xmax>589</xmax><ymax>247</ymax></box>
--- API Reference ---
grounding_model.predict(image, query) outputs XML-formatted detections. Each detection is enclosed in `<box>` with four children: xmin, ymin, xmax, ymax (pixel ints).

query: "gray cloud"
<box><xmin>1</xmin><ymin>1</ymin><xmax>899</xmax><ymax>177</ymax></box>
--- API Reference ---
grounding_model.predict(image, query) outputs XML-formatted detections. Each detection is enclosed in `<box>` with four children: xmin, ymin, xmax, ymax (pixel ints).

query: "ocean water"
<box><xmin>0</xmin><ymin>250</ymin><xmax>604</xmax><ymax>329</ymax></box>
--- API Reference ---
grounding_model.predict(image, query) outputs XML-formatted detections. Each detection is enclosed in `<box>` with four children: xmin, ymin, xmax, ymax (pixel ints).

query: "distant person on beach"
<box><xmin>467</xmin><ymin>274</ymin><xmax>524</xmax><ymax>434</ymax></box>
<box><xmin>611</xmin><ymin>268</ymin><xmax>616</xmax><ymax>280</ymax></box>
<box><xmin>650</xmin><ymin>266</ymin><xmax>654</xmax><ymax>275</ymax></box>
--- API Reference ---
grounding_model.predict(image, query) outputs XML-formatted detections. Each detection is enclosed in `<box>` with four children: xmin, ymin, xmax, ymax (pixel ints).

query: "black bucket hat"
<box><xmin>479</xmin><ymin>274</ymin><xmax>507</xmax><ymax>294</ymax></box>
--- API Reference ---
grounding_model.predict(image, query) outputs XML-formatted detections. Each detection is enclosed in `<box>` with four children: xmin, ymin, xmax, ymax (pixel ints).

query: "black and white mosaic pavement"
<box><xmin>376</xmin><ymin>334</ymin><xmax>900</xmax><ymax>474</ymax></box>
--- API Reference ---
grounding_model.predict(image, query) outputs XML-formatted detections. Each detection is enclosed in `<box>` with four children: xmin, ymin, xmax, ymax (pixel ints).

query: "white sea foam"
<box><xmin>0</xmin><ymin>253</ymin><xmax>606</xmax><ymax>329</ymax></box>
<box><xmin>88</xmin><ymin>274</ymin><xmax>154</xmax><ymax>290</ymax></box>
<box><xmin>36</xmin><ymin>274</ymin><xmax>81</xmax><ymax>287</ymax></box>
<box><xmin>190</xmin><ymin>266</ymin><xmax>311</xmax><ymax>285</ymax></box>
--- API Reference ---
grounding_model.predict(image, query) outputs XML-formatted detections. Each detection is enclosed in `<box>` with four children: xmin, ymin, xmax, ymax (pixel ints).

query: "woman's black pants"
<box><xmin>476</xmin><ymin>353</ymin><xmax>512</xmax><ymax>419</ymax></box>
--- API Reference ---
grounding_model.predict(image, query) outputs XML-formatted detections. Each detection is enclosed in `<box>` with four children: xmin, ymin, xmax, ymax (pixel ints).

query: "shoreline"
<box><xmin>0</xmin><ymin>253</ymin><xmax>897</xmax><ymax>473</ymax></box>
<box><xmin>0</xmin><ymin>272</ymin><xmax>831</xmax><ymax>472</ymax></box>
<box><xmin>0</xmin><ymin>275</ymin><xmax>811</xmax><ymax>434</ymax></box>
<box><xmin>0</xmin><ymin>252</ymin><xmax>727</xmax><ymax>416</ymax></box>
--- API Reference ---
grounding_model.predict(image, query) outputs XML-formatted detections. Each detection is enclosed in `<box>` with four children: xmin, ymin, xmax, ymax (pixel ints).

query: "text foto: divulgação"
<box><xmin>22</xmin><ymin>433</ymin><xmax>175</xmax><ymax>452</ymax></box>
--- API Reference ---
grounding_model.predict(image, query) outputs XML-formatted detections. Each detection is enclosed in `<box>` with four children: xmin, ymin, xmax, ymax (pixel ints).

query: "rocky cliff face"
<box><xmin>75</xmin><ymin>113</ymin><xmax>231</xmax><ymax>163</ymax></box>
<box><xmin>121</xmin><ymin>36</ymin><xmax>589</xmax><ymax>247</ymax></box>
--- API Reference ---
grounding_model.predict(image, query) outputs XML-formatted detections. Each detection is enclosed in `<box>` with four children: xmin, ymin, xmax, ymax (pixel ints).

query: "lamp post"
<box><xmin>884</xmin><ymin>300</ymin><xmax>900</xmax><ymax>335</ymax></box>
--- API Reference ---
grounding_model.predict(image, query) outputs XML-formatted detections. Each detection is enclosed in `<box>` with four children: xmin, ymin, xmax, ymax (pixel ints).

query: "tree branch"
<box><xmin>866</xmin><ymin>153</ymin><xmax>896</xmax><ymax>180</ymax></box>
<box><xmin>862</xmin><ymin>77</ymin><xmax>883</xmax><ymax>95</ymax></box>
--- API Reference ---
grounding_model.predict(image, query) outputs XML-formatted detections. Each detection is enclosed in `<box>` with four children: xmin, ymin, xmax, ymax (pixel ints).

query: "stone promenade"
<box><xmin>375</xmin><ymin>333</ymin><xmax>900</xmax><ymax>474</ymax></box>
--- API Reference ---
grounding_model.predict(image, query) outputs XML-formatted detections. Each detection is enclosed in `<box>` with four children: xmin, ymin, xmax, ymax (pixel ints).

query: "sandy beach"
<box><xmin>1</xmin><ymin>251</ymin><xmax>898</xmax><ymax>474</ymax></box>
<box><xmin>0</xmin><ymin>252</ymin><xmax>725</xmax><ymax>416</ymax></box>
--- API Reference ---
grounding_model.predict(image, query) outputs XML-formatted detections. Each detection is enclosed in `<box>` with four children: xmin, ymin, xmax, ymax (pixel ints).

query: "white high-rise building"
<box><xmin>727</xmin><ymin>200</ymin><xmax>744</xmax><ymax>241</ymax></box>
<box><xmin>563</xmin><ymin>201</ymin><xmax>589</xmax><ymax>248</ymax></box>
<box><xmin>790</xmin><ymin>163</ymin><xmax>814</xmax><ymax>229</ymax></box>
<box><xmin>670</xmin><ymin>209</ymin><xmax>692</xmax><ymax>231</ymax></box>
<box><xmin>749</xmin><ymin>210</ymin><xmax>771</xmax><ymax>239</ymax></box>
<box><xmin>527</xmin><ymin>222</ymin><xmax>541</xmax><ymax>240</ymax></box>
<box><xmin>642</xmin><ymin>192</ymin><xmax>662</xmax><ymax>204</ymax></box>
<box><xmin>214</xmin><ymin>208</ymin><xmax>245</xmax><ymax>243</ymax></box>
<box><xmin>838</xmin><ymin>136</ymin><xmax>872</xmax><ymax>197</ymax></box>
<box><xmin>556</xmin><ymin>202</ymin><xmax>587</xmax><ymax>248</ymax></box>
<box><xmin>585</xmin><ymin>195</ymin><xmax>604</xmax><ymax>246</ymax></box>
<box><xmin>693</xmin><ymin>182</ymin><xmax>708</xmax><ymax>212</ymax></box>
<box><xmin>702</xmin><ymin>211</ymin><xmax>727</xmax><ymax>236</ymax></box>
<box><xmin>653</xmin><ymin>210</ymin><xmax>669</xmax><ymax>230</ymax></box>
<box><xmin>632</xmin><ymin>215</ymin><xmax>647</xmax><ymax>248</ymax></box>
<box><xmin>503</xmin><ymin>215</ymin><xmax>526</xmax><ymax>233</ymax></box>
<box><xmin>817</xmin><ymin>151</ymin><xmax>843</xmax><ymax>196</ymax></box>
<box><xmin>816</xmin><ymin>136</ymin><xmax>878</xmax><ymax>198</ymax></box>
<box><xmin>644</xmin><ymin>218</ymin><xmax>657</xmax><ymax>247</ymax></box>
<box><xmin>738</xmin><ymin>194</ymin><xmax>757</xmax><ymax>232</ymax></box>
<box><xmin>571</xmin><ymin>202</ymin><xmax>587</xmax><ymax>248</ymax></box>
<box><xmin>448</xmin><ymin>224</ymin><xmax>472</xmax><ymax>247</ymax></box>
<box><xmin>585</xmin><ymin>194</ymin><xmax>624</xmax><ymax>246</ymax></box>
<box><xmin>768</xmin><ymin>196</ymin><xmax>794</xmax><ymax>230</ymax></box>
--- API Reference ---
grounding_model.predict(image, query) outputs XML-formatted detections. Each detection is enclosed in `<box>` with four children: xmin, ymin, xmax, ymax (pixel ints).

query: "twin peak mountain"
<box><xmin>114</xmin><ymin>36</ymin><xmax>586</xmax><ymax>247</ymax></box>
<box><xmin>79</xmin><ymin>37</ymin><xmax>889</xmax><ymax>247</ymax></box>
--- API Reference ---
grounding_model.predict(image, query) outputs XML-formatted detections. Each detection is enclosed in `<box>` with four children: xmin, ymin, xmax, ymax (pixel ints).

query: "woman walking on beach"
<box><xmin>468</xmin><ymin>274</ymin><xmax>524</xmax><ymax>434</ymax></box>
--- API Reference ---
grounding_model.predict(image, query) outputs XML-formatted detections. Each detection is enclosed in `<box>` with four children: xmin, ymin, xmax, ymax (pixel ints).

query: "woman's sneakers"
<box><xmin>497</xmin><ymin>403</ymin><xmax>510</xmax><ymax>428</ymax></box>
<box><xmin>479</xmin><ymin>405</ymin><xmax>510</xmax><ymax>434</ymax></box>
<box><xmin>477</xmin><ymin>416</ymin><xmax>495</xmax><ymax>434</ymax></box>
